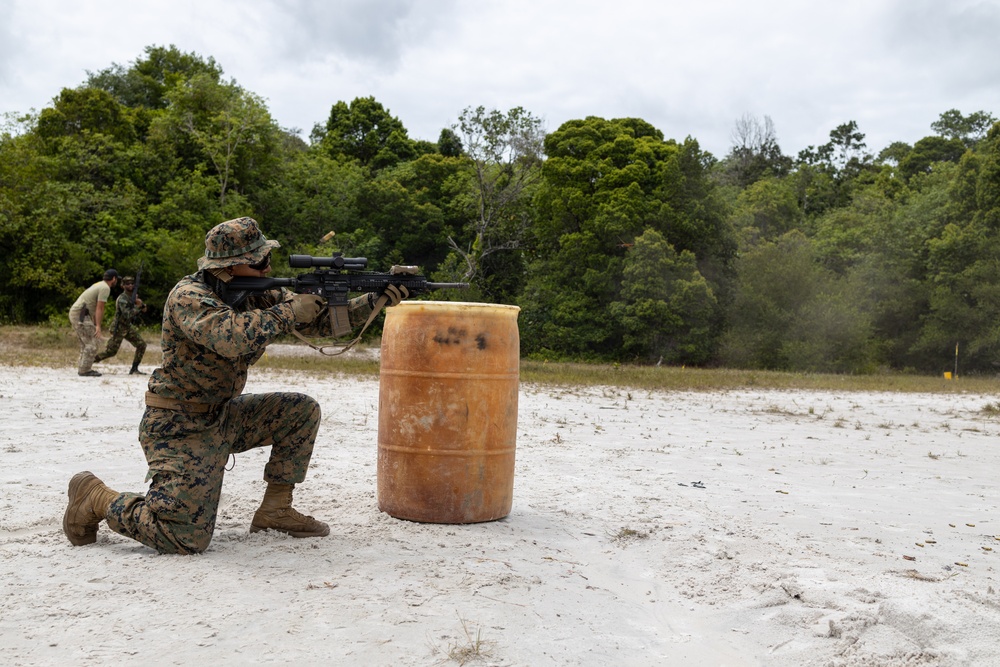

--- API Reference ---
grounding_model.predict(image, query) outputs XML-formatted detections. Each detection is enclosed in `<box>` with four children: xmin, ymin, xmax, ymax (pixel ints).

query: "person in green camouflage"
<box><xmin>93</xmin><ymin>275</ymin><xmax>148</xmax><ymax>374</ymax></box>
<box><xmin>63</xmin><ymin>216</ymin><xmax>409</xmax><ymax>554</ymax></box>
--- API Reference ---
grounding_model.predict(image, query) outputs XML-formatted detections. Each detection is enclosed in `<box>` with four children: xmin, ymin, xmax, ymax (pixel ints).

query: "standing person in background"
<box><xmin>68</xmin><ymin>269</ymin><xmax>119</xmax><ymax>377</ymax></box>
<box><xmin>94</xmin><ymin>275</ymin><xmax>148</xmax><ymax>375</ymax></box>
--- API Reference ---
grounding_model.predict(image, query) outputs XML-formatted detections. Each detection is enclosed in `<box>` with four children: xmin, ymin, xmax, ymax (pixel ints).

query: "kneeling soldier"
<box><xmin>63</xmin><ymin>216</ymin><xmax>407</xmax><ymax>554</ymax></box>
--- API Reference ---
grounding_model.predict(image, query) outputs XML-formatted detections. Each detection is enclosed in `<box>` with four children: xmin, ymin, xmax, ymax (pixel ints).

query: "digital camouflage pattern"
<box><xmin>103</xmin><ymin>270</ymin><xmax>374</xmax><ymax>554</ymax></box>
<box><xmin>107</xmin><ymin>392</ymin><xmax>321</xmax><ymax>554</ymax></box>
<box><xmin>94</xmin><ymin>291</ymin><xmax>146</xmax><ymax>367</ymax></box>
<box><xmin>197</xmin><ymin>216</ymin><xmax>279</xmax><ymax>270</ymax></box>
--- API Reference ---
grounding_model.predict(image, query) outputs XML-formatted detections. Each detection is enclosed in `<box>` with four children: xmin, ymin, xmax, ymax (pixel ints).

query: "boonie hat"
<box><xmin>197</xmin><ymin>217</ymin><xmax>280</xmax><ymax>270</ymax></box>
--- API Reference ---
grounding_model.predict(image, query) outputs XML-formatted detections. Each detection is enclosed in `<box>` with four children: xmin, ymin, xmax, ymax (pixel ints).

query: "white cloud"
<box><xmin>2</xmin><ymin>0</ymin><xmax>998</xmax><ymax>158</ymax></box>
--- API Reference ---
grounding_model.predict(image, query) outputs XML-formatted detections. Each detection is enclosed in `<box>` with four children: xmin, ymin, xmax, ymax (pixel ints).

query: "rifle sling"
<box><xmin>288</xmin><ymin>292</ymin><xmax>390</xmax><ymax>357</ymax></box>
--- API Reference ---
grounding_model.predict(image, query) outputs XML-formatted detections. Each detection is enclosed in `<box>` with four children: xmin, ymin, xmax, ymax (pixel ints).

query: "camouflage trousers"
<box><xmin>70</xmin><ymin>317</ymin><xmax>99</xmax><ymax>374</ymax></box>
<box><xmin>106</xmin><ymin>392</ymin><xmax>321</xmax><ymax>554</ymax></box>
<box><xmin>94</xmin><ymin>325</ymin><xmax>146</xmax><ymax>367</ymax></box>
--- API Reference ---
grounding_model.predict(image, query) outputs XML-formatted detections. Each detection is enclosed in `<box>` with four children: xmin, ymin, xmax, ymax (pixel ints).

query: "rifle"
<box><xmin>130</xmin><ymin>262</ymin><xmax>143</xmax><ymax>308</ymax></box>
<box><xmin>223</xmin><ymin>253</ymin><xmax>468</xmax><ymax>339</ymax></box>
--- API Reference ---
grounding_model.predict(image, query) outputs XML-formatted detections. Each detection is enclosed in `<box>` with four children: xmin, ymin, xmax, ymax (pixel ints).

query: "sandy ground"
<box><xmin>2</xmin><ymin>359</ymin><xmax>1000</xmax><ymax>666</ymax></box>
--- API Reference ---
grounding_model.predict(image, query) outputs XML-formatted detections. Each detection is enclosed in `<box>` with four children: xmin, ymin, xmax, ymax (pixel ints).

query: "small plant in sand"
<box><xmin>611</xmin><ymin>526</ymin><xmax>649</xmax><ymax>543</ymax></box>
<box><xmin>927</xmin><ymin>451</ymin><xmax>941</xmax><ymax>460</ymax></box>
<box><xmin>445</xmin><ymin>616</ymin><xmax>495</xmax><ymax>665</ymax></box>
<box><xmin>979</xmin><ymin>401</ymin><xmax>1000</xmax><ymax>415</ymax></box>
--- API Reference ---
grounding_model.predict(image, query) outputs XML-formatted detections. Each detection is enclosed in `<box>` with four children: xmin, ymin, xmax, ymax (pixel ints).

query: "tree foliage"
<box><xmin>520</xmin><ymin>116</ymin><xmax>732</xmax><ymax>361</ymax></box>
<box><xmin>5</xmin><ymin>43</ymin><xmax>1000</xmax><ymax>374</ymax></box>
<box><xmin>931</xmin><ymin>109</ymin><xmax>997</xmax><ymax>148</ymax></box>
<box><xmin>317</xmin><ymin>96</ymin><xmax>417</xmax><ymax>170</ymax></box>
<box><xmin>720</xmin><ymin>113</ymin><xmax>791</xmax><ymax>188</ymax></box>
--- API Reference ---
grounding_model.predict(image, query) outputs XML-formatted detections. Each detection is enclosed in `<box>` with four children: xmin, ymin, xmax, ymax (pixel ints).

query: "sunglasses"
<box><xmin>247</xmin><ymin>252</ymin><xmax>271</xmax><ymax>271</ymax></box>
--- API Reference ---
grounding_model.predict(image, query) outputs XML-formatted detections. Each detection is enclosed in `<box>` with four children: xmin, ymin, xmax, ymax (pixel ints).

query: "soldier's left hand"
<box><xmin>288</xmin><ymin>294</ymin><xmax>325</xmax><ymax>323</ymax></box>
<box><xmin>384</xmin><ymin>284</ymin><xmax>409</xmax><ymax>307</ymax></box>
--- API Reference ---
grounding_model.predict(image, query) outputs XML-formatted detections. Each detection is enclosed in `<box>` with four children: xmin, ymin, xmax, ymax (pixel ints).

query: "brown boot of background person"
<box><xmin>250</xmin><ymin>483</ymin><xmax>329</xmax><ymax>538</ymax></box>
<box><xmin>63</xmin><ymin>472</ymin><xmax>119</xmax><ymax>546</ymax></box>
<box><xmin>130</xmin><ymin>363</ymin><xmax>146</xmax><ymax>375</ymax></box>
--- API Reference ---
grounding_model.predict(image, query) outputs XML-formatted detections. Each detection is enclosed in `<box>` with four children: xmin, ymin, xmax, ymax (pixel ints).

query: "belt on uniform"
<box><xmin>145</xmin><ymin>391</ymin><xmax>224</xmax><ymax>413</ymax></box>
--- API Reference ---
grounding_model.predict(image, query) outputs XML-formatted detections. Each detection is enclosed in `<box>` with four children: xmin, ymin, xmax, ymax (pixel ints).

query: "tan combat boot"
<box><xmin>63</xmin><ymin>471</ymin><xmax>119</xmax><ymax>546</ymax></box>
<box><xmin>250</xmin><ymin>482</ymin><xmax>330</xmax><ymax>538</ymax></box>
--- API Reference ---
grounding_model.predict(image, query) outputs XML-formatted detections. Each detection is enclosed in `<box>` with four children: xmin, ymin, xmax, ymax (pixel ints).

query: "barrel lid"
<box><xmin>394</xmin><ymin>301</ymin><xmax>520</xmax><ymax>314</ymax></box>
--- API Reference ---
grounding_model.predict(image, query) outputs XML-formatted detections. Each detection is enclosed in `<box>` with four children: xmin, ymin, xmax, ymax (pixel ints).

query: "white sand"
<box><xmin>2</xmin><ymin>360</ymin><xmax>999</xmax><ymax>666</ymax></box>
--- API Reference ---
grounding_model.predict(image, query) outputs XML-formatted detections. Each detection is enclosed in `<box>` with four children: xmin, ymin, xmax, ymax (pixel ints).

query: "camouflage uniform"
<box><xmin>101</xmin><ymin>218</ymin><xmax>374</xmax><ymax>554</ymax></box>
<box><xmin>94</xmin><ymin>291</ymin><xmax>147</xmax><ymax>368</ymax></box>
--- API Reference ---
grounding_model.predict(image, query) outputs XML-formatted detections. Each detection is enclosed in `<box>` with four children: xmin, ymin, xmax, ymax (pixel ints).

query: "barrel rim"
<box><xmin>393</xmin><ymin>301</ymin><xmax>520</xmax><ymax>313</ymax></box>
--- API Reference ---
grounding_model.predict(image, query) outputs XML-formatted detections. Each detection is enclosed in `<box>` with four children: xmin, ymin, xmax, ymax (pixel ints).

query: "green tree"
<box><xmin>437</xmin><ymin>128</ymin><xmax>462</xmax><ymax>157</ymax></box>
<box><xmin>521</xmin><ymin>117</ymin><xmax>731</xmax><ymax>360</ymax></box>
<box><xmin>877</xmin><ymin>141</ymin><xmax>912</xmax><ymax>166</ymax></box>
<box><xmin>441</xmin><ymin>106</ymin><xmax>545</xmax><ymax>301</ymax></box>
<box><xmin>87</xmin><ymin>44</ymin><xmax>223</xmax><ymax>110</ymax></box>
<box><xmin>160</xmin><ymin>73</ymin><xmax>280</xmax><ymax>208</ymax></box>
<box><xmin>794</xmin><ymin>121</ymin><xmax>876</xmax><ymax>213</ymax></box>
<box><xmin>730</xmin><ymin>177</ymin><xmax>802</xmax><ymax>247</ymax></box>
<box><xmin>898</xmin><ymin>136</ymin><xmax>967</xmax><ymax>180</ymax></box>
<box><xmin>905</xmin><ymin>126</ymin><xmax>1000</xmax><ymax>371</ymax></box>
<box><xmin>252</xmin><ymin>150</ymin><xmax>366</xmax><ymax>254</ymax></box>
<box><xmin>720</xmin><ymin>113</ymin><xmax>791</xmax><ymax>188</ymax></box>
<box><xmin>720</xmin><ymin>231</ymin><xmax>874</xmax><ymax>372</ymax></box>
<box><xmin>357</xmin><ymin>153</ymin><xmax>469</xmax><ymax>271</ymax></box>
<box><xmin>317</xmin><ymin>96</ymin><xmax>417</xmax><ymax>170</ymax></box>
<box><xmin>931</xmin><ymin>109</ymin><xmax>997</xmax><ymax>148</ymax></box>
<box><xmin>609</xmin><ymin>229</ymin><xmax>716</xmax><ymax>363</ymax></box>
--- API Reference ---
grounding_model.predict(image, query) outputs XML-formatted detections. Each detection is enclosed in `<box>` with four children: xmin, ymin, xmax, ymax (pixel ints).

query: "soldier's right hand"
<box><xmin>288</xmin><ymin>294</ymin><xmax>325</xmax><ymax>324</ymax></box>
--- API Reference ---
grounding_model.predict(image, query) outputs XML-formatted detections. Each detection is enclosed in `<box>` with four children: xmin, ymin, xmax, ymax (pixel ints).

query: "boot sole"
<box><xmin>63</xmin><ymin>472</ymin><xmax>100</xmax><ymax>546</ymax></box>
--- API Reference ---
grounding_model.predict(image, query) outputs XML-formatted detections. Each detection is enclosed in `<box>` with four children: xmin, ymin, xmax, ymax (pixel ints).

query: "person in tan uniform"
<box><xmin>68</xmin><ymin>269</ymin><xmax>120</xmax><ymax>377</ymax></box>
<box><xmin>62</xmin><ymin>217</ymin><xmax>408</xmax><ymax>554</ymax></box>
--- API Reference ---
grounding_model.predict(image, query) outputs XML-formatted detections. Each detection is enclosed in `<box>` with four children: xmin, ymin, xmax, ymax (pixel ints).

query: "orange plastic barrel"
<box><xmin>377</xmin><ymin>301</ymin><xmax>520</xmax><ymax>523</ymax></box>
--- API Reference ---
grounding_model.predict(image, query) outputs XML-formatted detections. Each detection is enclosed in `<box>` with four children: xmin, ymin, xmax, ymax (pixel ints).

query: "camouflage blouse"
<box><xmin>147</xmin><ymin>271</ymin><xmax>373</xmax><ymax>404</ymax></box>
<box><xmin>109</xmin><ymin>292</ymin><xmax>143</xmax><ymax>334</ymax></box>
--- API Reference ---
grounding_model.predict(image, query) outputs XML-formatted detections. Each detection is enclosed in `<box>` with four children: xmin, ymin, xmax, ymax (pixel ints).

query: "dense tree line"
<box><xmin>2</xmin><ymin>45</ymin><xmax>998</xmax><ymax>374</ymax></box>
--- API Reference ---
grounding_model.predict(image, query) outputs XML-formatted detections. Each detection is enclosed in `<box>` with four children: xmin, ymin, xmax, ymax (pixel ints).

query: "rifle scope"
<box><xmin>289</xmin><ymin>254</ymin><xmax>368</xmax><ymax>270</ymax></box>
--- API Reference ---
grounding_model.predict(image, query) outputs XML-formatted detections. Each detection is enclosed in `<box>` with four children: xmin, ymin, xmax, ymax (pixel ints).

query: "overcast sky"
<box><xmin>2</xmin><ymin>0</ymin><xmax>999</xmax><ymax>158</ymax></box>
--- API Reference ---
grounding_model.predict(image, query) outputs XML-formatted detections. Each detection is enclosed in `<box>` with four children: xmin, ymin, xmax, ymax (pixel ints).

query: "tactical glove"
<box><xmin>288</xmin><ymin>294</ymin><xmax>325</xmax><ymax>324</ymax></box>
<box><xmin>384</xmin><ymin>284</ymin><xmax>409</xmax><ymax>307</ymax></box>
